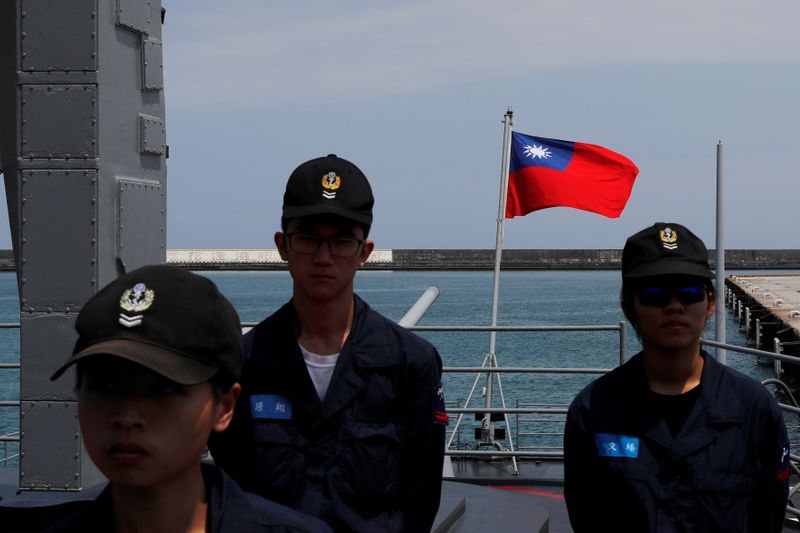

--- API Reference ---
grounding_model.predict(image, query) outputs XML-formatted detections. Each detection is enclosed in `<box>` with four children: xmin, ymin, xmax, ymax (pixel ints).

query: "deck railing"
<box><xmin>431</xmin><ymin>335</ymin><xmax>800</xmax><ymax>456</ymax></box>
<box><xmin>2</xmin><ymin>304</ymin><xmax>800</xmax><ymax>518</ymax></box>
<box><xmin>417</xmin><ymin>324</ymin><xmax>800</xmax><ymax>519</ymax></box>
<box><xmin>0</xmin><ymin>322</ymin><xmax>20</xmax><ymax>466</ymax></box>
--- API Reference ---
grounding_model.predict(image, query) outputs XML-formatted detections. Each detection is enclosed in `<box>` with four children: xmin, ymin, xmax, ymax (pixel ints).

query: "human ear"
<box><xmin>358</xmin><ymin>240</ymin><xmax>375</xmax><ymax>267</ymax></box>
<box><xmin>212</xmin><ymin>383</ymin><xmax>241</xmax><ymax>432</ymax></box>
<box><xmin>275</xmin><ymin>232</ymin><xmax>288</xmax><ymax>261</ymax></box>
<box><xmin>706</xmin><ymin>294</ymin><xmax>717</xmax><ymax>319</ymax></box>
<box><xmin>621</xmin><ymin>299</ymin><xmax>639</xmax><ymax>333</ymax></box>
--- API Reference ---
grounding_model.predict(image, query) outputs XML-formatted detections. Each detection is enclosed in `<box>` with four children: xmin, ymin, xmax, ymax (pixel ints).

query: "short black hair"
<box><xmin>209</xmin><ymin>370</ymin><xmax>238</xmax><ymax>401</ymax></box>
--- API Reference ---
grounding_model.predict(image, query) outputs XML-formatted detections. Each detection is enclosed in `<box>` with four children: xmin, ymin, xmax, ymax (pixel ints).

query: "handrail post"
<box><xmin>515</xmin><ymin>399</ymin><xmax>520</xmax><ymax>450</ymax></box>
<box><xmin>619</xmin><ymin>321</ymin><xmax>627</xmax><ymax>366</ymax></box>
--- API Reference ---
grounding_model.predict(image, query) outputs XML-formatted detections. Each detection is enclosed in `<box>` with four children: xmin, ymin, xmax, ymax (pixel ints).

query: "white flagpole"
<box><xmin>715</xmin><ymin>141</ymin><xmax>726</xmax><ymax>363</ymax></box>
<box><xmin>484</xmin><ymin>108</ymin><xmax>513</xmax><ymax>416</ymax></box>
<box><xmin>489</xmin><ymin>108</ymin><xmax>514</xmax><ymax>358</ymax></box>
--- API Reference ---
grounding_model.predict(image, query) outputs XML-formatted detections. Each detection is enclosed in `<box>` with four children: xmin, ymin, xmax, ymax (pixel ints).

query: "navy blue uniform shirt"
<box><xmin>564</xmin><ymin>351</ymin><xmax>789</xmax><ymax>532</ymax></box>
<box><xmin>209</xmin><ymin>295</ymin><xmax>446</xmax><ymax>532</ymax></box>
<box><xmin>44</xmin><ymin>463</ymin><xmax>333</xmax><ymax>532</ymax></box>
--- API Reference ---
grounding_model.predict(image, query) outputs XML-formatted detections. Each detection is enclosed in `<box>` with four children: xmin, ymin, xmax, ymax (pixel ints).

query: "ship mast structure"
<box><xmin>0</xmin><ymin>0</ymin><xmax>167</xmax><ymax>492</ymax></box>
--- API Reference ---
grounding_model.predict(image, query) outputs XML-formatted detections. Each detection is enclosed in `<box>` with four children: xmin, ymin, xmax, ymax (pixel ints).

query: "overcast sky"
<box><xmin>4</xmin><ymin>1</ymin><xmax>799</xmax><ymax>249</ymax></box>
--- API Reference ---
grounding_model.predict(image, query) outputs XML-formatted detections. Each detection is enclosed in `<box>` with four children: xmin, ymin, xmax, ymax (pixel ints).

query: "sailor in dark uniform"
<box><xmin>47</xmin><ymin>265</ymin><xmax>331</xmax><ymax>532</ymax></box>
<box><xmin>564</xmin><ymin>223</ymin><xmax>790</xmax><ymax>532</ymax></box>
<box><xmin>209</xmin><ymin>155</ymin><xmax>447</xmax><ymax>532</ymax></box>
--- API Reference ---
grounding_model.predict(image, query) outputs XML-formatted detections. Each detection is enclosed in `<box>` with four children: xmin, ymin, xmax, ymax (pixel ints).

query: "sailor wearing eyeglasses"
<box><xmin>209</xmin><ymin>155</ymin><xmax>446</xmax><ymax>533</ymax></box>
<box><xmin>564</xmin><ymin>222</ymin><xmax>789</xmax><ymax>532</ymax></box>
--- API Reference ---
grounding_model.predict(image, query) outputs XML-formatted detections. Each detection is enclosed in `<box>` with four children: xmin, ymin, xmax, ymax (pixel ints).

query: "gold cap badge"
<box><xmin>119</xmin><ymin>282</ymin><xmax>154</xmax><ymax>328</ymax></box>
<box><xmin>659</xmin><ymin>227</ymin><xmax>678</xmax><ymax>250</ymax></box>
<box><xmin>321</xmin><ymin>172</ymin><xmax>341</xmax><ymax>199</ymax></box>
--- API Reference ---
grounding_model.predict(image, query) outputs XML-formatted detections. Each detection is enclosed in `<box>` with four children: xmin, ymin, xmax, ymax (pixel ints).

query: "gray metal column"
<box><xmin>0</xmin><ymin>0</ymin><xmax>167</xmax><ymax>491</ymax></box>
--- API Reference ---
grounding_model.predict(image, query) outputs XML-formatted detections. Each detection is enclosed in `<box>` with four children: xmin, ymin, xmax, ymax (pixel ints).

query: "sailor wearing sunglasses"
<box><xmin>564</xmin><ymin>222</ymin><xmax>789</xmax><ymax>532</ymax></box>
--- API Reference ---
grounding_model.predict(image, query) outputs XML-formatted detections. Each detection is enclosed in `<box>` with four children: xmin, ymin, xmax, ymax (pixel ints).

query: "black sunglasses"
<box><xmin>638</xmin><ymin>285</ymin><xmax>707</xmax><ymax>307</ymax></box>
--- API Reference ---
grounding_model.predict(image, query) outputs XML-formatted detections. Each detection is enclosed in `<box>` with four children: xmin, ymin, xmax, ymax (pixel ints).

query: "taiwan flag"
<box><xmin>505</xmin><ymin>132</ymin><xmax>639</xmax><ymax>219</ymax></box>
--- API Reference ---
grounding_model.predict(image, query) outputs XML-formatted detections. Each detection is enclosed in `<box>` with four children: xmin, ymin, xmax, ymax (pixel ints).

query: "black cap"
<box><xmin>51</xmin><ymin>265</ymin><xmax>242</xmax><ymax>385</ymax></box>
<box><xmin>282</xmin><ymin>154</ymin><xmax>374</xmax><ymax>227</ymax></box>
<box><xmin>622</xmin><ymin>222</ymin><xmax>713</xmax><ymax>279</ymax></box>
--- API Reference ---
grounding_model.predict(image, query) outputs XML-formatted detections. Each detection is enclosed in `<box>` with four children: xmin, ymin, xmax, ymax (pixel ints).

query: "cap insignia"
<box><xmin>321</xmin><ymin>172</ymin><xmax>341</xmax><ymax>199</ymax></box>
<box><xmin>119</xmin><ymin>282</ymin><xmax>154</xmax><ymax>328</ymax></box>
<box><xmin>660</xmin><ymin>227</ymin><xmax>678</xmax><ymax>250</ymax></box>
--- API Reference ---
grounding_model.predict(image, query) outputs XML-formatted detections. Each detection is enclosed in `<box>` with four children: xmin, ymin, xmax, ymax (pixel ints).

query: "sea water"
<box><xmin>0</xmin><ymin>270</ymin><xmax>795</xmax><ymax>459</ymax></box>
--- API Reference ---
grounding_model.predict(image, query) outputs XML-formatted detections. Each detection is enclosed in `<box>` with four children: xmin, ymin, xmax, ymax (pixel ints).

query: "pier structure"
<box><xmin>725</xmin><ymin>274</ymin><xmax>800</xmax><ymax>384</ymax></box>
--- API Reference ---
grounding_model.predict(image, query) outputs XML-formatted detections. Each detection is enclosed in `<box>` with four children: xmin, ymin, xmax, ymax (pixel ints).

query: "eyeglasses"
<box><xmin>284</xmin><ymin>233</ymin><xmax>364</xmax><ymax>257</ymax></box>
<box><xmin>638</xmin><ymin>285</ymin><xmax>707</xmax><ymax>307</ymax></box>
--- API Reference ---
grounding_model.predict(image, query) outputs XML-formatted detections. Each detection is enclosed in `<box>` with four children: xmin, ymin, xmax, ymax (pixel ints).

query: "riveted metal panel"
<box><xmin>20</xmin><ymin>0</ymin><xmax>98</xmax><ymax>72</ymax></box>
<box><xmin>139</xmin><ymin>114</ymin><xmax>165</xmax><ymax>155</ymax></box>
<box><xmin>20</xmin><ymin>170</ymin><xmax>98</xmax><ymax>311</ymax></box>
<box><xmin>20</xmin><ymin>85</ymin><xmax>97</xmax><ymax>159</ymax></box>
<box><xmin>117</xmin><ymin>0</ymin><xmax>153</xmax><ymax>35</ymax></box>
<box><xmin>19</xmin><ymin>401</ymin><xmax>81</xmax><ymax>489</ymax></box>
<box><xmin>117</xmin><ymin>177</ymin><xmax>165</xmax><ymax>271</ymax></box>
<box><xmin>142</xmin><ymin>36</ymin><xmax>163</xmax><ymax>90</ymax></box>
<box><xmin>20</xmin><ymin>313</ymin><xmax>77</xmax><ymax>400</ymax></box>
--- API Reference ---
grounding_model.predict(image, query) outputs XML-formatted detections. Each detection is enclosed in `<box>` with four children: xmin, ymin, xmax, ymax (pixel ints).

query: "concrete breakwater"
<box><xmin>0</xmin><ymin>249</ymin><xmax>799</xmax><ymax>272</ymax></box>
<box><xmin>165</xmin><ymin>248</ymin><xmax>800</xmax><ymax>271</ymax></box>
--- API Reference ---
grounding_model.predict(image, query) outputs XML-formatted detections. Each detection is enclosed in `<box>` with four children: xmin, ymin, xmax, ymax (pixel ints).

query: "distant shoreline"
<box><xmin>167</xmin><ymin>248</ymin><xmax>800</xmax><ymax>271</ymax></box>
<box><xmin>2</xmin><ymin>249</ymin><xmax>799</xmax><ymax>272</ymax></box>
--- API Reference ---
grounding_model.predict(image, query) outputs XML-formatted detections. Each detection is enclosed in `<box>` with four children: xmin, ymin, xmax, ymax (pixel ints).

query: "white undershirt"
<box><xmin>299</xmin><ymin>344</ymin><xmax>339</xmax><ymax>401</ymax></box>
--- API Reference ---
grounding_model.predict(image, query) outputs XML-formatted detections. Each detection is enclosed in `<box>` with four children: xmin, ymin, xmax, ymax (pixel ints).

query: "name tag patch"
<box><xmin>595</xmin><ymin>433</ymin><xmax>639</xmax><ymax>458</ymax></box>
<box><xmin>250</xmin><ymin>394</ymin><xmax>292</xmax><ymax>420</ymax></box>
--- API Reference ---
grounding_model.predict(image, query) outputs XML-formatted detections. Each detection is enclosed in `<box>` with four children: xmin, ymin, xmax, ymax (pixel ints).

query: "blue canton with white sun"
<box><xmin>510</xmin><ymin>132</ymin><xmax>575</xmax><ymax>172</ymax></box>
